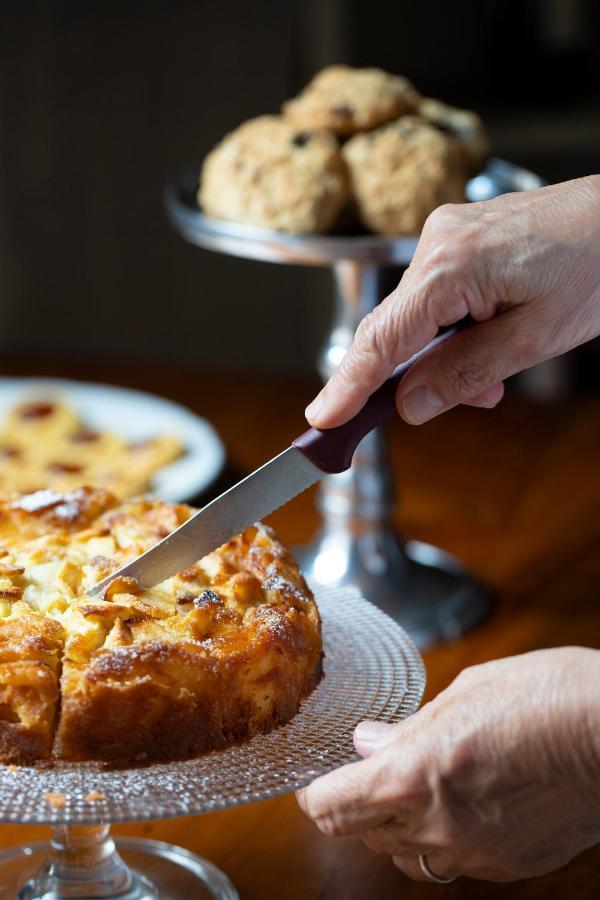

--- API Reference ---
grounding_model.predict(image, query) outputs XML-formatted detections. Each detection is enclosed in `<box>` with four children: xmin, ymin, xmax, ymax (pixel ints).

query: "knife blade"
<box><xmin>90</xmin><ymin>318</ymin><xmax>471</xmax><ymax>595</ymax></box>
<box><xmin>91</xmin><ymin>447</ymin><xmax>321</xmax><ymax>593</ymax></box>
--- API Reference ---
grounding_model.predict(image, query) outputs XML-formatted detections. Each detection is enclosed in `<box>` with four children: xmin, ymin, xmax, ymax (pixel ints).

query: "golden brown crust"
<box><xmin>0</xmin><ymin>603</ymin><xmax>63</xmax><ymax>763</ymax></box>
<box><xmin>0</xmin><ymin>491</ymin><xmax>322</xmax><ymax>764</ymax></box>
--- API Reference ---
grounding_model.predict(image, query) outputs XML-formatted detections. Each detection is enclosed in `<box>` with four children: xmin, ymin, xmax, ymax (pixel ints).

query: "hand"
<box><xmin>305</xmin><ymin>175</ymin><xmax>600</xmax><ymax>427</ymax></box>
<box><xmin>297</xmin><ymin>648</ymin><xmax>600</xmax><ymax>882</ymax></box>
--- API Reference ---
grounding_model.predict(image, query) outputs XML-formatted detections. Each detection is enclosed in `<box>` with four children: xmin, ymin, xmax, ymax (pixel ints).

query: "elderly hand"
<box><xmin>305</xmin><ymin>175</ymin><xmax>600</xmax><ymax>428</ymax></box>
<box><xmin>297</xmin><ymin>647</ymin><xmax>600</xmax><ymax>882</ymax></box>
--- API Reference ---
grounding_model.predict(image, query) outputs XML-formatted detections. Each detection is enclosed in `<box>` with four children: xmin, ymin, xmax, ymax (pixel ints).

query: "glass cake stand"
<box><xmin>164</xmin><ymin>159</ymin><xmax>543</xmax><ymax>647</ymax></box>
<box><xmin>0</xmin><ymin>585</ymin><xmax>425</xmax><ymax>899</ymax></box>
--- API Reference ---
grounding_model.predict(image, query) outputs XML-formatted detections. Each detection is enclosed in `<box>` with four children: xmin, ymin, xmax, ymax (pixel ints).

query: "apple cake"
<box><xmin>0</xmin><ymin>399</ymin><xmax>183</xmax><ymax>499</ymax></box>
<box><xmin>0</xmin><ymin>488</ymin><xmax>322</xmax><ymax>765</ymax></box>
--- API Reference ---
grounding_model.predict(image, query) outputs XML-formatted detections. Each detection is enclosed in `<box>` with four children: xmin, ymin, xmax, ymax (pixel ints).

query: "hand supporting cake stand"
<box><xmin>164</xmin><ymin>159</ymin><xmax>543</xmax><ymax>647</ymax></box>
<box><xmin>0</xmin><ymin>587</ymin><xmax>425</xmax><ymax>899</ymax></box>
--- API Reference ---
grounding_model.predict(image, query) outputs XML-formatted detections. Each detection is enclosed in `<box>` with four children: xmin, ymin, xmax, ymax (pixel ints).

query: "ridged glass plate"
<box><xmin>0</xmin><ymin>585</ymin><xmax>425</xmax><ymax>825</ymax></box>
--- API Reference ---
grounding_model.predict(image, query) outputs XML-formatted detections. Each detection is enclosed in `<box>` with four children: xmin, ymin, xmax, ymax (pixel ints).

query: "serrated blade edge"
<box><xmin>90</xmin><ymin>447</ymin><xmax>321</xmax><ymax>592</ymax></box>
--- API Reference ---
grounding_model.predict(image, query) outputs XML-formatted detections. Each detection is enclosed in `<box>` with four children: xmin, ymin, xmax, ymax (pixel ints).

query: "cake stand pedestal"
<box><xmin>165</xmin><ymin>158</ymin><xmax>543</xmax><ymax>647</ymax></box>
<box><xmin>6</xmin><ymin>830</ymin><xmax>237</xmax><ymax>899</ymax></box>
<box><xmin>0</xmin><ymin>586</ymin><xmax>425</xmax><ymax>900</ymax></box>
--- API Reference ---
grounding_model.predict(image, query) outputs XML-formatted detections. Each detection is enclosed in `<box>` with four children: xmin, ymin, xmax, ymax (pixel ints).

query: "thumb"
<box><xmin>354</xmin><ymin>720</ymin><xmax>397</xmax><ymax>757</ymax></box>
<box><xmin>396</xmin><ymin>309</ymin><xmax>534</xmax><ymax>424</ymax></box>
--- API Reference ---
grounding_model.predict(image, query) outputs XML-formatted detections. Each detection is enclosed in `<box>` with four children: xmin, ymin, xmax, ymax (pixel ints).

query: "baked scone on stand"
<box><xmin>342</xmin><ymin>115</ymin><xmax>469</xmax><ymax>236</ymax></box>
<box><xmin>0</xmin><ymin>487</ymin><xmax>322</xmax><ymax>765</ymax></box>
<box><xmin>198</xmin><ymin>66</ymin><xmax>490</xmax><ymax>239</ymax></box>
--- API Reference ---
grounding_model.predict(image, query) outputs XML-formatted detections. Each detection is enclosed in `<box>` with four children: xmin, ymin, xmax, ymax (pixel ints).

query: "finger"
<box><xmin>296</xmin><ymin>755</ymin><xmax>395</xmax><ymax>837</ymax></box>
<box><xmin>353</xmin><ymin>720</ymin><xmax>396</xmax><ymax>758</ymax></box>
<box><xmin>392</xmin><ymin>854</ymin><xmax>432</xmax><ymax>881</ymax></box>
<box><xmin>462</xmin><ymin>381</ymin><xmax>504</xmax><ymax>409</ymax></box>
<box><xmin>396</xmin><ymin>309</ymin><xmax>539</xmax><ymax>424</ymax></box>
<box><xmin>305</xmin><ymin>294</ymin><xmax>435</xmax><ymax>428</ymax></box>
<box><xmin>305</xmin><ymin>256</ymin><xmax>476</xmax><ymax>429</ymax></box>
<box><xmin>393</xmin><ymin>852</ymin><xmax>462</xmax><ymax>883</ymax></box>
<box><xmin>361</xmin><ymin>819</ymin><xmax>416</xmax><ymax>856</ymax></box>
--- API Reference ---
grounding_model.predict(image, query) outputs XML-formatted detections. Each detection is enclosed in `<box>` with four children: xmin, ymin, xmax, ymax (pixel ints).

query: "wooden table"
<box><xmin>1</xmin><ymin>360</ymin><xmax>599</xmax><ymax>898</ymax></box>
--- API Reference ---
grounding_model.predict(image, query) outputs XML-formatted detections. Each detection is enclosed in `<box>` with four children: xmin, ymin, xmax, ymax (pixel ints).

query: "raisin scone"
<box><xmin>282</xmin><ymin>65</ymin><xmax>420</xmax><ymax>137</ymax></box>
<box><xmin>0</xmin><ymin>488</ymin><xmax>322</xmax><ymax>764</ymax></box>
<box><xmin>199</xmin><ymin>115</ymin><xmax>349</xmax><ymax>233</ymax></box>
<box><xmin>418</xmin><ymin>97</ymin><xmax>490</xmax><ymax>174</ymax></box>
<box><xmin>342</xmin><ymin>116</ymin><xmax>468</xmax><ymax>236</ymax></box>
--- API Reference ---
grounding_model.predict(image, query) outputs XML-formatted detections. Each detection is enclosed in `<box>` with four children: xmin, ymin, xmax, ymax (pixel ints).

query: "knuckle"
<box><xmin>315</xmin><ymin>812</ymin><xmax>347</xmax><ymax>838</ymax></box>
<box><xmin>299</xmin><ymin>785</ymin><xmax>325</xmax><ymax>822</ymax></box>
<box><xmin>354</xmin><ymin>311</ymin><xmax>378</xmax><ymax>354</ymax></box>
<box><xmin>422</xmin><ymin>214</ymin><xmax>481</xmax><ymax>277</ymax></box>
<box><xmin>353</xmin><ymin>310</ymin><xmax>393</xmax><ymax>366</ymax></box>
<box><xmin>452</xmin><ymin>665</ymin><xmax>481</xmax><ymax>688</ymax></box>
<box><xmin>424</xmin><ymin>203</ymin><xmax>459</xmax><ymax>234</ymax></box>
<box><xmin>424</xmin><ymin>235</ymin><xmax>456</xmax><ymax>271</ymax></box>
<box><xmin>442</xmin><ymin>359</ymin><xmax>487</xmax><ymax>401</ymax></box>
<box><xmin>299</xmin><ymin>784</ymin><xmax>351</xmax><ymax>837</ymax></box>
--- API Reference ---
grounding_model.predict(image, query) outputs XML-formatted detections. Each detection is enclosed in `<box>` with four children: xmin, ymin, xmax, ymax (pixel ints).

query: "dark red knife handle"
<box><xmin>292</xmin><ymin>316</ymin><xmax>472</xmax><ymax>474</ymax></box>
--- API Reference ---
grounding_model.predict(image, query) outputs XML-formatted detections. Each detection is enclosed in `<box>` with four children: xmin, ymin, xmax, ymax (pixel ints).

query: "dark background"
<box><xmin>0</xmin><ymin>0</ymin><xmax>598</xmax><ymax>381</ymax></box>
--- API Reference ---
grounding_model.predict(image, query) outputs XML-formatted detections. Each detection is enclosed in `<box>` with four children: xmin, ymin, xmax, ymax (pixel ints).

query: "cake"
<box><xmin>0</xmin><ymin>488</ymin><xmax>322</xmax><ymax>764</ymax></box>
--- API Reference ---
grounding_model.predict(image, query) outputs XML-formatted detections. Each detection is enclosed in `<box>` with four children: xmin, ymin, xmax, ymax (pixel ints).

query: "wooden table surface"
<box><xmin>0</xmin><ymin>360</ymin><xmax>599</xmax><ymax>899</ymax></box>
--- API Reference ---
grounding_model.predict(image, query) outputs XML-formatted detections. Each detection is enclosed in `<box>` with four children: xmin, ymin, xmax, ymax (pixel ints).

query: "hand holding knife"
<box><xmin>91</xmin><ymin>319</ymin><xmax>470</xmax><ymax>595</ymax></box>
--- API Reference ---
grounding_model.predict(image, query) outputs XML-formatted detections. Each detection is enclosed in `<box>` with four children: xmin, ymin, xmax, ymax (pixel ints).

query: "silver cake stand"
<box><xmin>0</xmin><ymin>586</ymin><xmax>425</xmax><ymax>899</ymax></box>
<box><xmin>164</xmin><ymin>159</ymin><xmax>544</xmax><ymax>647</ymax></box>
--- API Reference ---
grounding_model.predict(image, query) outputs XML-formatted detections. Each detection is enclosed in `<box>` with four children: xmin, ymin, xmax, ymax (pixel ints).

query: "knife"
<box><xmin>91</xmin><ymin>319</ymin><xmax>470</xmax><ymax>595</ymax></box>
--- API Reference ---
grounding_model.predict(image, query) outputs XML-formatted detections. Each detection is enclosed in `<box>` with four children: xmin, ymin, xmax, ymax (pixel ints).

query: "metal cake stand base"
<box><xmin>298</xmin><ymin>532</ymin><xmax>489</xmax><ymax>649</ymax></box>
<box><xmin>165</xmin><ymin>159</ymin><xmax>543</xmax><ymax>647</ymax></box>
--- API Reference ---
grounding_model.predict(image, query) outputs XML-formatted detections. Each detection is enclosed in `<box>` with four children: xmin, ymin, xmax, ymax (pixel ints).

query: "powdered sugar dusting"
<box><xmin>12</xmin><ymin>489</ymin><xmax>86</xmax><ymax>521</ymax></box>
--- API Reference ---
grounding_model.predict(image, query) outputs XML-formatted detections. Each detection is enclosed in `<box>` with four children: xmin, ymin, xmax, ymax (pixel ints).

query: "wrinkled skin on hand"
<box><xmin>297</xmin><ymin>648</ymin><xmax>600</xmax><ymax>882</ymax></box>
<box><xmin>306</xmin><ymin>175</ymin><xmax>600</xmax><ymax>427</ymax></box>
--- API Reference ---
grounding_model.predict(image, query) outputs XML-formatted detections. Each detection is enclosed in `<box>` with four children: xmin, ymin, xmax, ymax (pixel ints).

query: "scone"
<box><xmin>0</xmin><ymin>400</ymin><xmax>183</xmax><ymax>499</ymax></box>
<box><xmin>199</xmin><ymin>115</ymin><xmax>349</xmax><ymax>233</ymax></box>
<box><xmin>418</xmin><ymin>97</ymin><xmax>490</xmax><ymax>173</ymax></box>
<box><xmin>0</xmin><ymin>488</ymin><xmax>322</xmax><ymax>764</ymax></box>
<box><xmin>282</xmin><ymin>65</ymin><xmax>420</xmax><ymax>136</ymax></box>
<box><xmin>343</xmin><ymin>116</ymin><xmax>468</xmax><ymax>235</ymax></box>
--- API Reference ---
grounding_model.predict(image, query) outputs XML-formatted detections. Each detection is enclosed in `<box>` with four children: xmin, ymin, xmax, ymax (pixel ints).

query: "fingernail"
<box><xmin>401</xmin><ymin>386</ymin><xmax>443</xmax><ymax>424</ymax></box>
<box><xmin>354</xmin><ymin>720</ymin><xmax>393</xmax><ymax>745</ymax></box>
<box><xmin>305</xmin><ymin>394</ymin><xmax>324</xmax><ymax>423</ymax></box>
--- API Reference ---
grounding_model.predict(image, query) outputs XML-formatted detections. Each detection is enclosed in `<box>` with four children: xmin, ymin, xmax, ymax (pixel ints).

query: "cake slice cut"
<box><xmin>0</xmin><ymin>489</ymin><xmax>323</xmax><ymax>765</ymax></box>
<box><xmin>0</xmin><ymin>603</ymin><xmax>63</xmax><ymax>763</ymax></box>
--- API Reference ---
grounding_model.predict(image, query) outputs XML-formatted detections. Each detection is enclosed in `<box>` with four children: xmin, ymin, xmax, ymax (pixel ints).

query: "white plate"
<box><xmin>0</xmin><ymin>377</ymin><xmax>225</xmax><ymax>503</ymax></box>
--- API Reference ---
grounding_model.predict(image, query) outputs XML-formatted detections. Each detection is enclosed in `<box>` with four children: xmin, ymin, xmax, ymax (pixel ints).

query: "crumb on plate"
<box><xmin>43</xmin><ymin>790</ymin><xmax>66</xmax><ymax>809</ymax></box>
